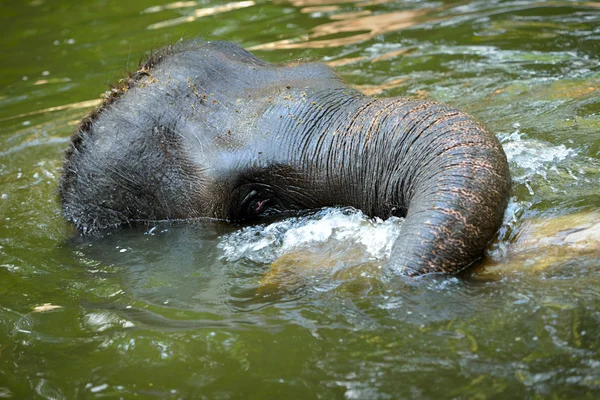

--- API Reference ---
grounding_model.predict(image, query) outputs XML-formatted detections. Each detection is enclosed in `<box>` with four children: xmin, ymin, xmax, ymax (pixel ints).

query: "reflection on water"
<box><xmin>146</xmin><ymin>1</ymin><xmax>256</xmax><ymax>29</ymax></box>
<box><xmin>354</xmin><ymin>77</ymin><xmax>408</xmax><ymax>95</ymax></box>
<box><xmin>0</xmin><ymin>99</ymin><xmax>101</xmax><ymax>123</ymax></box>
<box><xmin>1</xmin><ymin>0</ymin><xmax>599</xmax><ymax>398</ymax></box>
<box><xmin>289</xmin><ymin>0</ymin><xmax>366</xmax><ymax>5</ymax></box>
<box><xmin>250</xmin><ymin>7</ymin><xmax>430</xmax><ymax>49</ymax></box>
<box><xmin>142</xmin><ymin>1</ymin><xmax>202</xmax><ymax>14</ymax></box>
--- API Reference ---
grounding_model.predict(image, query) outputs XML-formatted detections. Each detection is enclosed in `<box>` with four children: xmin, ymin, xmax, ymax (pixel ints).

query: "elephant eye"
<box><xmin>241</xmin><ymin>189</ymin><xmax>272</xmax><ymax>219</ymax></box>
<box><xmin>248</xmin><ymin>198</ymin><xmax>270</xmax><ymax>215</ymax></box>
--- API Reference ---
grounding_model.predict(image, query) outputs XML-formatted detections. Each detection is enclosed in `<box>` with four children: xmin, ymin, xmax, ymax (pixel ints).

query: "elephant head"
<box><xmin>59</xmin><ymin>41</ymin><xmax>511</xmax><ymax>276</ymax></box>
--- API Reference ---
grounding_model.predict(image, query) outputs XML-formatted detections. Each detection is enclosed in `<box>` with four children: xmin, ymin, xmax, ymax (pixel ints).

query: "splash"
<box><xmin>499</xmin><ymin>124</ymin><xmax>581</xmax><ymax>196</ymax></box>
<box><xmin>503</xmin><ymin>133</ymin><xmax>576</xmax><ymax>182</ymax></box>
<box><xmin>219</xmin><ymin>208</ymin><xmax>403</xmax><ymax>265</ymax></box>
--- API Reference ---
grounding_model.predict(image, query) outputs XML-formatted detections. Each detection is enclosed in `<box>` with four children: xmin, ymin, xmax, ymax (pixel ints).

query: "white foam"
<box><xmin>500</xmin><ymin>128</ymin><xmax>577</xmax><ymax>183</ymax></box>
<box><xmin>219</xmin><ymin>208</ymin><xmax>403</xmax><ymax>265</ymax></box>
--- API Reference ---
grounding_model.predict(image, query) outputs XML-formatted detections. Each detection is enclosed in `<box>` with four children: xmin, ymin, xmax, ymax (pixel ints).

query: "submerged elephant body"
<box><xmin>59</xmin><ymin>41</ymin><xmax>510</xmax><ymax>276</ymax></box>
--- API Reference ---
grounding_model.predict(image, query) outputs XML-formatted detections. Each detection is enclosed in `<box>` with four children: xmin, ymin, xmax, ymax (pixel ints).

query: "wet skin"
<box><xmin>59</xmin><ymin>41</ymin><xmax>511</xmax><ymax>276</ymax></box>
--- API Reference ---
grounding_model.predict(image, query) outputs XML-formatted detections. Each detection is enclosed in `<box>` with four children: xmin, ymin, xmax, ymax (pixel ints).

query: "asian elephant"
<box><xmin>59</xmin><ymin>41</ymin><xmax>511</xmax><ymax>276</ymax></box>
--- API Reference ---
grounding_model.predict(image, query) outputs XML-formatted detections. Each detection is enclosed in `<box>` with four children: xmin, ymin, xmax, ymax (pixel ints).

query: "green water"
<box><xmin>1</xmin><ymin>0</ymin><xmax>599</xmax><ymax>398</ymax></box>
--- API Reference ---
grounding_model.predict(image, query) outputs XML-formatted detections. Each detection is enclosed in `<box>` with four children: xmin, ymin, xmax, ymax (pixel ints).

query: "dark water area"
<box><xmin>1</xmin><ymin>0</ymin><xmax>599</xmax><ymax>398</ymax></box>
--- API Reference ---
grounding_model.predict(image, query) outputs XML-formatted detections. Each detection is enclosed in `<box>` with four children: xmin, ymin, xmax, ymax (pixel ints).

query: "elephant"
<box><xmin>59</xmin><ymin>40</ymin><xmax>511</xmax><ymax>276</ymax></box>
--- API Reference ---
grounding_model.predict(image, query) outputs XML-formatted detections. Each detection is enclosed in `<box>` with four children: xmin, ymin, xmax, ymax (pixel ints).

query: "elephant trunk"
<box><xmin>383</xmin><ymin>99</ymin><xmax>510</xmax><ymax>275</ymax></box>
<box><xmin>401</xmin><ymin>107</ymin><xmax>510</xmax><ymax>275</ymax></box>
<box><xmin>309</xmin><ymin>96</ymin><xmax>511</xmax><ymax>276</ymax></box>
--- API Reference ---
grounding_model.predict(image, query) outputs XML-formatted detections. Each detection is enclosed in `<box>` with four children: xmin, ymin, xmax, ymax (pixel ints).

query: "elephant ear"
<box><xmin>387</xmin><ymin>101</ymin><xmax>510</xmax><ymax>276</ymax></box>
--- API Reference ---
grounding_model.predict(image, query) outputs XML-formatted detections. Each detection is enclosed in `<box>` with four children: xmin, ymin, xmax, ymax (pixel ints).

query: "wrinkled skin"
<box><xmin>59</xmin><ymin>41</ymin><xmax>511</xmax><ymax>276</ymax></box>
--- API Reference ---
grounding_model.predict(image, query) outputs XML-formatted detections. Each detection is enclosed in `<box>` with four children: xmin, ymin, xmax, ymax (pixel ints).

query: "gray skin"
<box><xmin>59</xmin><ymin>41</ymin><xmax>511</xmax><ymax>276</ymax></box>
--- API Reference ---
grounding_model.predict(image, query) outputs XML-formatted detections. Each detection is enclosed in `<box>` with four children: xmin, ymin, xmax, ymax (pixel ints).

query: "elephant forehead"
<box><xmin>146</xmin><ymin>43</ymin><xmax>343</xmax><ymax>96</ymax></box>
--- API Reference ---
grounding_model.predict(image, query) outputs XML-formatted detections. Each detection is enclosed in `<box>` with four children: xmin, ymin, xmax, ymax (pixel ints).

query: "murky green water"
<box><xmin>1</xmin><ymin>0</ymin><xmax>599</xmax><ymax>398</ymax></box>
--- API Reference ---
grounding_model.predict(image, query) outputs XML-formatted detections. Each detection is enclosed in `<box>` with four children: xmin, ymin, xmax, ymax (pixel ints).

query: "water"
<box><xmin>1</xmin><ymin>0</ymin><xmax>599</xmax><ymax>398</ymax></box>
